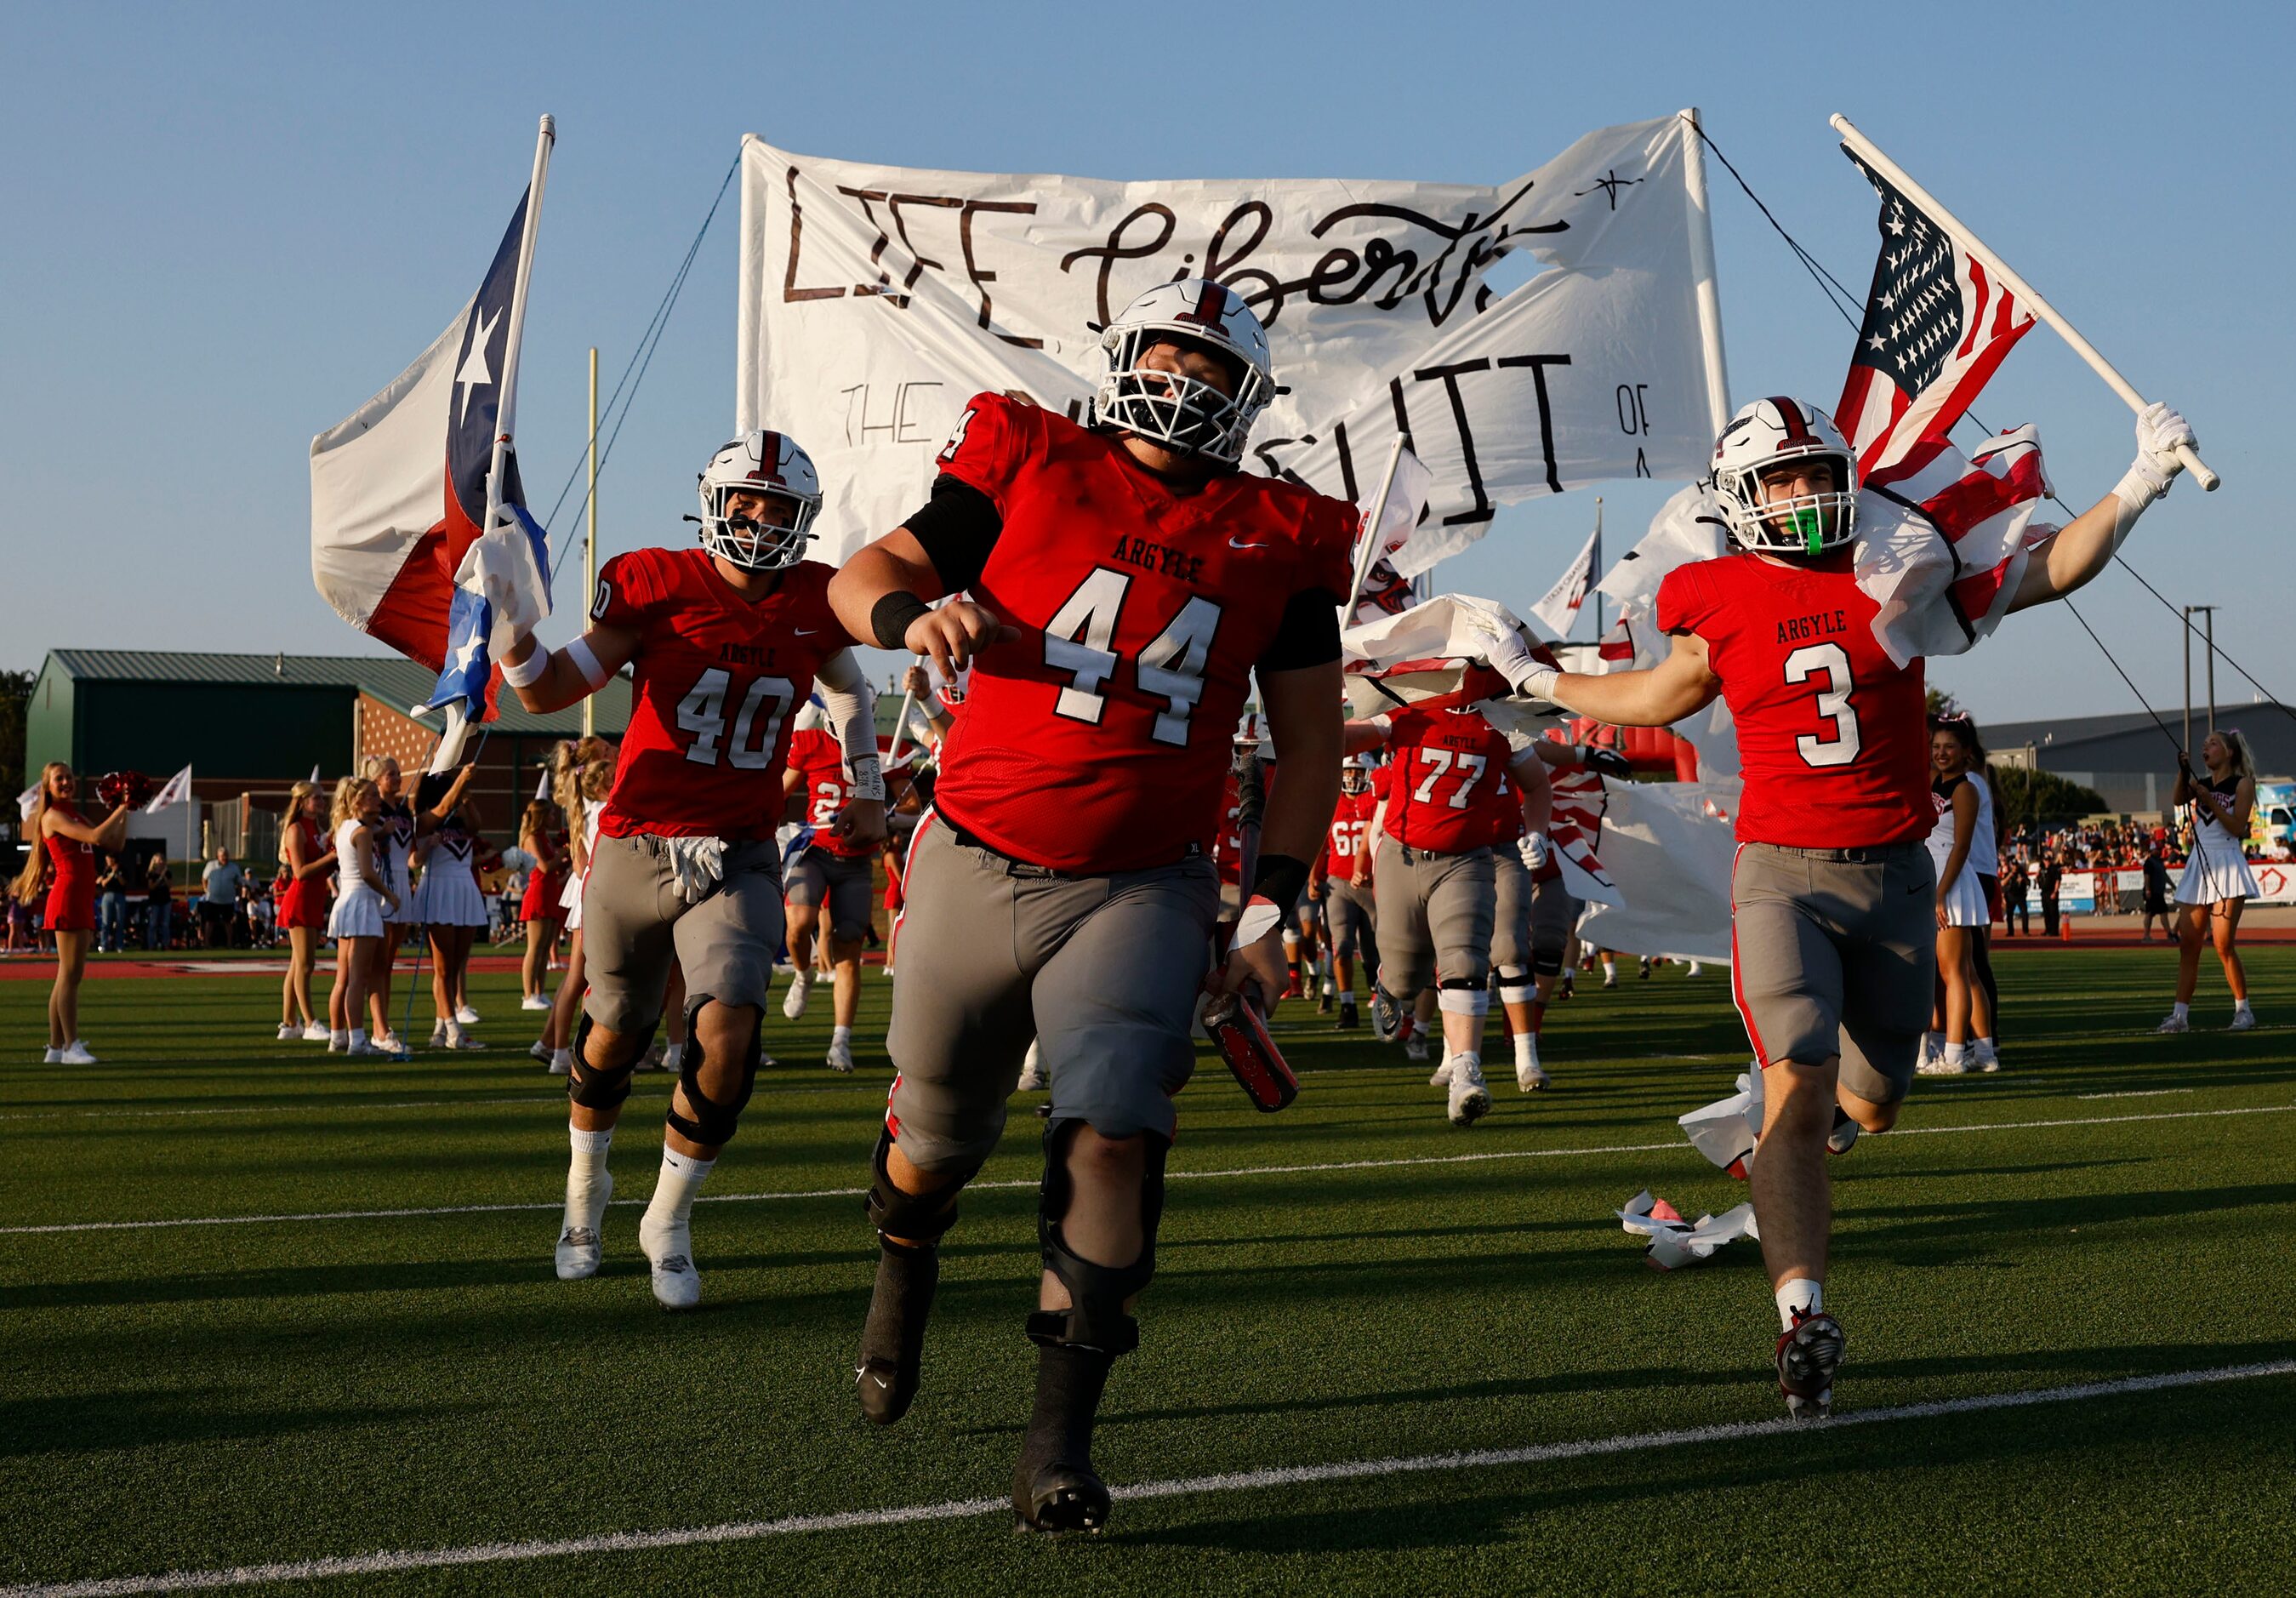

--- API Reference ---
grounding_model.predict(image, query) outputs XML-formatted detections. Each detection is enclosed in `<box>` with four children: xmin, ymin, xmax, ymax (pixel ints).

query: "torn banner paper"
<box><xmin>1616</xmin><ymin>1190</ymin><xmax>1759</xmax><ymax>1270</ymax></box>
<box><xmin>1679</xmin><ymin>1070</ymin><xmax>1763</xmax><ymax>1179</ymax></box>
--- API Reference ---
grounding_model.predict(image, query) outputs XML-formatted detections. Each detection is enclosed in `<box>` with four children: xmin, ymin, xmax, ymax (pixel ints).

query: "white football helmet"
<box><xmin>693</xmin><ymin>431</ymin><xmax>823</xmax><ymax>571</ymax></box>
<box><xmin>1093</xmin><ymin>278</ymin><xmax>1274</xmax><ymax>466</ymax></box>
<box><xmin>1710</xmin><ymin>397</ymin><xmax>1859</xmax><ymax>555</ymax></box>
<box><xmin>1340</xmin><ymin>751</ymin><xmax>1377</xmax><ymax>795</ymax></box>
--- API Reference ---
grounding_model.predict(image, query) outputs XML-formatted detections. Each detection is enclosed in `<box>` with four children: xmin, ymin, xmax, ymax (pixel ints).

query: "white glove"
<box><xmin>1519</xmin><ymin>831</ymin><xmax>1551</xmax><ymax>872</ymax></box>
<box><xmin>2114</xmin><ymin>402</ymin><xmax>2196</xmax><ymax>511</ymax></box>
<box><xmin>1473</xmin><ymin>615</ymin><xmax>1560</xmax><ymax>701</ymax></box>
<box><xmin>662</xmin><ymin>835</ymin><xmax>727</xmax><ymax>904</ymax></box>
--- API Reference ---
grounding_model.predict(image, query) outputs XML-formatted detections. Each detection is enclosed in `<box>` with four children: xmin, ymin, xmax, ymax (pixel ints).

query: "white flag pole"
<box><xmin>1343</xmin><ymin>434</ymin><xmax>1410</xmax><ymax>620</ymax></box>
<box><xmin>1682</xmin><ymin>109</ymin><xmax>1733</xmax><ymax>442</ymax></box>
<box><xmin>1830</xmin><ymin>114</ymin><xmax>2218</xmax><ymax>492</ymax></box>
<box><xmin>885</xmin><ymin>656</ymin><xmax>926</xmax><ymax>766</ymax></box>
<box><xmin>1591</xmin><ymin>497</ymin><xmax>1604</xmax><ymax>638</ymax></box>
<box><xmin>435</xmin><ymin>114</ymin><xmax>556</xmax><ymax>777</ymax></box>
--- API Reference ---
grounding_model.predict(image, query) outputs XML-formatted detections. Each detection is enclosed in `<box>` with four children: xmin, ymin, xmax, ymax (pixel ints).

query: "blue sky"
<box><xmin>4</xmin><ymin>1</ymin><xmax>2288</xmax><ymax>728</ymax></box>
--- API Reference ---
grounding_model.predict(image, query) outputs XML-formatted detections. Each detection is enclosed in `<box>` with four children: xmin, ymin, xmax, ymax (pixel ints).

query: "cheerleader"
<box><xmin>2159</xmin><ymin>728</ymin><xmax>2259</xmax><ymax>1033</ymax></box>
<box><xmin>361</xmin><ymin>756</ymin><xmax>472</xmax><ymax>1058</ymax></box>
<box><xmin>414</xmin><ymin>794</ymin><xmax>492</xmax><ymax>1048</ymax></box>
<box><xmin>1921</xmin><ymin>716</ymin><xmax>1997</xmax><ymax>1074</ymax></box>
<box><xmin>274</xmin><ymin>781</ymin><xmax>338</xmax><ymax>1042</ymax></box>
<box><xmin>12</xmin><ymin>762</ymin><xmax>129</xmax><ymax>1063</ymax></box>
<box><xmin>517</xmin><ymin>798</ymin><xmax>568</xmax><ymax>1010</ymax></box>
<box><xmin>323</xmin><ymin>778</ymin><xmax>402</xmax><ymax>1054</ymax></box>
<box><xmin>536</xmin><ymin>749</ymin><xmax>613</xmax><ymax>1074</ymax></box>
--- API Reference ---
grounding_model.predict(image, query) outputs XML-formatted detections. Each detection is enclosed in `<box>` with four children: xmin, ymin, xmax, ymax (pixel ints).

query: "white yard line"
<box><xmin>4</xmin><ymin>1101</ymin><xmax>2291</xmax><ymax>1238</ymax></box>
<box><xmin>2077</xmin><ymin>1087</ymin><xmax>2196</xmax><ymax>1100</ymax></box>
<box><xmin>9</xmin><ymin>1358</ymin><xmax>2289</xmax><ymax>1598</ymax></box>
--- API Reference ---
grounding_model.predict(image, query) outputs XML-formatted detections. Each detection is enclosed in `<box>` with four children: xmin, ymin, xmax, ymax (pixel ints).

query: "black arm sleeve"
<box><xmin>902</xmin><ymin>475</ymin><xmax>1005</xmax><ymax>592</ymax></box>
<box><xmin>1256</xmin><ymin>587</ymin><xmax>1343</xmax><ymax>673</ymax></box>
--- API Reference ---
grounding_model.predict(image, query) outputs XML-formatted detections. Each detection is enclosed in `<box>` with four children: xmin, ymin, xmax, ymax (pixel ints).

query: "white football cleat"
<box><xmin>556</xmin><ymin>1169</ymin><xmax>611</xmax><ymax>1280</ymax></box>
<box><xmin>1516</xmin><ymin>1052</ymin><xmax>1550</xmax><ymax>1093</ymax></box>
<box><xmin>302</xmin><ymin>1023</ymin><xmax>331</xmax><ymax>1042</ymax></box>
<box><xmin>826</xmin><ymin>1036</ymin><xmax>855</xmax><ymax>1074</ymax></box>
<box><xmin>2154</xmin><ymin>1012</ymin><xmax>2190</xmax><ymax>1035</ymax></box>
<box><xmin>1444</xmin><ymin>1054</ymin><xmax>1491</xmax><ymax>1127</ymax></box>
<box><xmin>2230</xmin><ymin>1009</ymin><xmax>2257</xmax><ymax>1032</ymax></box>
<box><xmin>1427</xmin><ymin>1058</ymin><xmax>1452</xmax><ymax>1087</ymax></box>
<box><xmin>782</xmin><ymin>972</ymin><xmax>812</xmax><ymax>1021</ymax></box>
<box><xmin>1403</xmin><ymin>1033</ymin><xmax>1431</xmax><ymax>1064</ymax></box>
<box><xmin>639</xmin><ymin>1215</ymin><xmax>702</xmax><ymax>1310</ymax></box>
<box><xmin>521</xmin><ymin>995</ymin><xmax>551</xmax><ymax>1012</ymax></box>
<box><xmin>454</xmin><ymin>1005</ymin><xmax>481</xmax><ymax>1025</ymax></box>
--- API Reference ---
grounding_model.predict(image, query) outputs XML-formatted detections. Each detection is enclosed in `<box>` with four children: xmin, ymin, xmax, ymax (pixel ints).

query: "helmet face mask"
<box><xmin>1711</xmin><ymin>397</ymin><xmax>1860</xmax><ymax>556</ymax></box>
<box><xmin>695</xmin><ymin>431</ymin><xmax>823</xmax><ymax>572</ymax></box>
<box><xmin>1093</xmin><ymin>279</ymin><xmax>1274</xmax><ymax>467</ymax></box>
<box><xmin>1340</xmin><ymin>752</ymin><xmax>1376</xmax><ymax>795</ymax></box>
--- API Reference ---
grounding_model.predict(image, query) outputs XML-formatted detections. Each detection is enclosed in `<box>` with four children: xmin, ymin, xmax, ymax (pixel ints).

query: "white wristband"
<box><xmin>500</xmin><ymin>644</ymin><xmax>550</xmax><ymax>688</ymax></box>
<box><xmin>1515</xmin><ymin>665</ymin><xmax>1561</xmax><ymax>703</ymax></box>
<box><xmin>562</xmin><ymin>636</ymin><xmax>609</xmax><ymax>691</ymax></box>
<box><xmin>847</xmin><ymin>756</ymin><xmax>886</xmax><ymax>802</ymax></box>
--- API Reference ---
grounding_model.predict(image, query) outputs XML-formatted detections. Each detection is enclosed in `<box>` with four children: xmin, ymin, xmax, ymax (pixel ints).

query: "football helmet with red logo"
<box><xmin>1710</xmin><ymin>397</ymin><xmax>1860</xmax><ymax>556</ymax></box>
<box><xmin>1093</xmin><ymin>279</ymin><xmax>1274</xmax><ymax>466</ymax></box>
<box><xmin>1340</xmin><ymin>751</ymin><xmax>1377</xmax><ymax>795</ymax></box>
<box><xmin>692</xmin><ymin>431</ymin><xmax>823</xmax><ymax>571</ymax></box>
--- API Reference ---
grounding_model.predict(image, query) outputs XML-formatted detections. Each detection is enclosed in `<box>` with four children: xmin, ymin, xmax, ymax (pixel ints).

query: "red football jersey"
<box><xmin>1319</xmin><ymin>788</ymin><xmax>1380</xmax><ymax>882</ymax></box>
<box><xmin>594</xmin><ymin>548</ymin><xmax>857</xmax><ymax>841</ymax></box>
<box><xmin>1379</xmin><ymin>705</ymin><xmax>1520</xmax><ymax>855</ymax></box>
<box><xmin>785</xmin><ymin>725</ymin><xmax>875</xmax><ymax>859</ymax></box>
<box><xmin>930</xmin><ymin>393</ymin><xmax>1355</xmax><ymax>873</ymax></box>
<box><xmin>1657</xmin><ymin>550</ymin><xmax>1929</xmax><ymax>848</ymax></box>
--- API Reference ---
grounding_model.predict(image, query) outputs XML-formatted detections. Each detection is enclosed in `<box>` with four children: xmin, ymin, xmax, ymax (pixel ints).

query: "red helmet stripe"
<box><xmin>747</xmin><ymin>431</ymin><xmax>786</xmax><ymax>485</ymax></box>
<box><xmin>1765</xmin><ymin>397</ymin><xmax>1815</xmax><ymax>448</ymax></box>
<box><xmin>1176</xmin><ymin>282</ymin><xmax>1228</xmax><ymax>328</ymax></box>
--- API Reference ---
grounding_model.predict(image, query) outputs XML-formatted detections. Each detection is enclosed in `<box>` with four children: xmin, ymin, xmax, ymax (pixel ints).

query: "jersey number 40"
<box><xmin>673</xmin><ymin>668</ymin><xmax>795</xmax><ymax>769</ymax></box>
<box><xmin>1043</xmin><ymin>568</ymin><xmax>1222</xmax><ymax>746</ymax></box>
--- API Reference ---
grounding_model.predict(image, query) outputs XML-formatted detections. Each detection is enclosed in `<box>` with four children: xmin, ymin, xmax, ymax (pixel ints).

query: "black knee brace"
<box><xmin>663</xmin><ymin>996</ymin><xmax>759</xmax><ymax>1147</ymax></box>
<box><xmin>1027</xmin><ymin>1121</ymin><xmax>1167</xmax><ymax>1358</ymax></box>
<box><xmin>567</xmin><ymin>1012</ymin><xmax>648</xmax><ymax>1111</ymax></box>
<box><xmin>863</xmin><ymin>1128</ymin><xmax>977</xmax><ymax>1242</ymax></box>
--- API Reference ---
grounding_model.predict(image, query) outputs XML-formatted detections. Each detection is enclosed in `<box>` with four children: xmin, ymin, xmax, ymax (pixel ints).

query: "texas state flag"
<box><xmin>309</xmin><ymin>188</ymin><xmax>551</xmax><ymax>722</ymax></box>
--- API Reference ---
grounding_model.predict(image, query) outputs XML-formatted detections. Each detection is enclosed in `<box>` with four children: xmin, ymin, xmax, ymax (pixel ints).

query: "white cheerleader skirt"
<box><xmin>328</xmin><ymin>887</ymin><xmax>388</xmax><ymax>941</ymax></box>
<box><xmin>561</xmin><ymin>865</ymin><xmax>584</xmax><ymax>931</ymax></box>
<box><xmin>2175</xmin><ymin>848</ymin><xmax>2258</xmax><ymax>906</ymax></box>
<box><xmin>414</xmin><ymin>868</ymin><xmax>491</xmax><ymax>928</ymax></box>
<box><xmin>1939</xmin><ymin>867</ymin><xmax>1991</xmax><ymax>927</ymax></box>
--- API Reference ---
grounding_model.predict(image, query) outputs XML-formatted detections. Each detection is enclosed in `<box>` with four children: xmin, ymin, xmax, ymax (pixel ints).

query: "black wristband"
<box><xmin>871</xmin><ymin>591</ymin><xmax>932</xmax><ymax>651</ymax></box>
<box><xmin>1251</xmin><ymin>853</ymin><xmax>1312</xmax><ymax>919</ymax></box>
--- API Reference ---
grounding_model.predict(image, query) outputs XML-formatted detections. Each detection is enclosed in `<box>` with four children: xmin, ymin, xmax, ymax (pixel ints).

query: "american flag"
<box><xmin>1834</xmin><ymin>149</ymin><xmax>2054</xmax><ymax>663</ymax></box>
<box><xmin>1834</xmin><ymin>151</ymin><xmax>2036</xmax><ymax>485</ymax></box>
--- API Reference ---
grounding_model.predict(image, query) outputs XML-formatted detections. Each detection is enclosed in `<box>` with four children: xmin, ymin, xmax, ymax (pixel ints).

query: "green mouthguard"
<box><xmin>1793</xmin><ymin>507</ymin><xmax>1823</xmax><ymax>553</ymax></box>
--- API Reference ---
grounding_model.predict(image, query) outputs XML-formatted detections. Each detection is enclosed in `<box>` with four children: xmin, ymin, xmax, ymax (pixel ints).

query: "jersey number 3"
<box><xmin>1043</xmin><ymin>568</ymin><xmax>1222</xmax><ymax>746</ymax></box>
<box><xmin>1784</xmin><ymin>642</ymin><xmax>1861</xmax><ymax>768</ymax></box>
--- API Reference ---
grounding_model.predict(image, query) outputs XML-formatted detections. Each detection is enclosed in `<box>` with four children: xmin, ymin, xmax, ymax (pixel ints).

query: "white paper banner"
<box><xmin>738</xmin><ymin>115</ymin><xmax>1723</xmax><ymax>563</ymax></box>
<box><xmin>1575</xmin><ymin>779</ymin><xmax>1740</xmax><ymax>962</ymax></box>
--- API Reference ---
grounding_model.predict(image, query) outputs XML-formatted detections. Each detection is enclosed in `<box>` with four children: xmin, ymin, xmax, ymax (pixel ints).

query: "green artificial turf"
<box><xmin>3</xmin><ymin>948</ymin><xmax>2292</xmax><ymax>1595</ymax></box>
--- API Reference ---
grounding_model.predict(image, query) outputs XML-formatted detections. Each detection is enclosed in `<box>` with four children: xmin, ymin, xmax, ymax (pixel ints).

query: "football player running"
<box><xmin>1344</xmin><ymin>701</ymin><xmax>1553</xmax><ymax>1124</ymax></box>
<box><xmin>1319</xmin><ymin>752</ymin><xmax>1383</xmax><ymax>1030</ymax></box>
<box><xmin>781</xmin><ymin>699</ymin><xmax>878</xmax><ymax>1072</ymax></box>
<box><xmin>827</xmin><ymin>280</ymin><xmax>1350</xmax><ymax>1534</ymax></box>
<box><xmin>500</xmin><ymin>431</ymin><xmax>885</xmax><ymax>1310</ymax></box>
<box><xmin>1485</xmin><ymin>396</ymin><xmax>2196</xmax><ymax>1416</ymax></box>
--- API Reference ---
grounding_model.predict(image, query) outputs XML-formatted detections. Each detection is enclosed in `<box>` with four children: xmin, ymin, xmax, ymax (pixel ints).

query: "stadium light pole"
<box><xmin>582</xmin><ymin>346</ymin><xmax>598</xmax><ymax>739</ymax></box>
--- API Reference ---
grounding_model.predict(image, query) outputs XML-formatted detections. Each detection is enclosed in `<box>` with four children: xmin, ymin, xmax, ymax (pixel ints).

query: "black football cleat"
<box><xmin>1013</xmin><ymin>1338</ymin><xmax>1117</xmax><ymax>1534</ymax></box>
<box><xmin>854</xmin><ymin>1238</ymin><xmax>937</xmax><ymax>1426</ymax></box>
<box><xmin>1014</xmin><ymin>1459</ymin><xmax>1112</xmax><ymax>1536</ymax></box>
<box><xmin>1335</xmin><ymin>998</ymin><xmax>1360</xmax><ymax>1030</ymax></box>
<box><xmin>1775</xmin><ymin>1310</ymin><xmax>1846</xmax><ymax>1419</ymax></box>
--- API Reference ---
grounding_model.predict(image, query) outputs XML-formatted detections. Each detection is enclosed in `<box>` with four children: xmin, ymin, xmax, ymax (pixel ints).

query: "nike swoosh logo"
<box><xmin>795</xmin><ymin>628</ymin><xmax>818</xmax><ymax>635</ymax></box>
<box><xmin>1228</xmin><ymin>537</ymin><xmax>1268</xmax><ymax>551</ymax></box>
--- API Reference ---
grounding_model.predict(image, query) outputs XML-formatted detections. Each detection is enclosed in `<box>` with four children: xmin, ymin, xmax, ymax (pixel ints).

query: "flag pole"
<box><xmin>1682</xmin><ymin>109</ymin><xmax>1733</xmax><ymax>441</ymax></box>
<box><xmin>582</xmin><ymin>343</ymin><xmax>597</xmax><ymax>739</ymax></box>
<box><xmin>1830</xmin><ymin>114</ymin><xmax>2218</xmax><ymax>491</ymax></box>
<box><xmin>435</xmin><ymin>113</ymin><xmax>555</xmax><ymax>774</ymax></box>
<box><xmin>1344</xmin><ymin>435</ymin><xmax>1410</xmax><ymax>620</ymax></box>
<box><xmin>1591</xmin><ymin>497</ymin><xmax>1604</xmax><ymax>639</ymax></box>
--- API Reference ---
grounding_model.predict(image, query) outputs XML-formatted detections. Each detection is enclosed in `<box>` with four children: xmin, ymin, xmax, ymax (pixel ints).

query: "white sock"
<box><xmin>1943</xmin><ymin>1042</ymin><xmax>1967</xmax><ymax>1068</ymax></box>
<box><xmin>1775</xmin><ymin>1277</ymin><xmax>1823</xmax><ymax>1331</ymax></box>
<box><xmin>642</xmin><ymin>1149</ymin><xmax>715</xmax><ymax>1241</ymax></box>
<box><xmin>2173</xmin><ymin>1002</ymin><xmax>2191</xmax><ymax>1021</ymax></box>
<box><xmin>1513</xmin><ymin>1032</ymin><xmax>1535</xmax><ymax>1069</ymax></box>
<box><xmin>329</xmin><ymin>1029</ymin><xmax>348</xmax><ymax>1047</ymax></box>
<box><xmin>551</xmin><ymin>1047</ymin><xmax>574</xmax><ymax>1070</ymax></box>
<box><xmin>1924</xmin><ymin>1030</ymin><xmax>1944</xmax><ymax>1053</ymax></box>
<box><xmin>662</xmin><ymin>1042</ymin><xmax>685</xmax><ymax>1071</ymax></box>
<box><xmin>1601</xmin><ymin>958</ymin><xmax>1616</xmax><ymax>978</ymax></box>
<box><xmin>1979</xmin><ymin>1036</ymin><xmax>1997</xmax><ymax>1054</ymax></box>
<box><xmin>566</xmin><ymin>1125</ymin><xmax>612</xmax><ymax>1225</ymax></box>
<box><xmin>1447</xmin><ymin>1050</ymin><xmax>1481</xmax><ymax>1077</ymax></box>
<box><xmin>349</xmin><ymin>1029</ymin><xmax>367</xmax><ymax>1049</ymax></box>
<box><xmin>2235</xmin><ymin>1000</ymin><xmax>2253</xmax><ymax>1016</ymax></box>
<box><xmin>831</xmin><ymin>1024</ymin><xmax>852</xmax><ymax>1047</ymax></box>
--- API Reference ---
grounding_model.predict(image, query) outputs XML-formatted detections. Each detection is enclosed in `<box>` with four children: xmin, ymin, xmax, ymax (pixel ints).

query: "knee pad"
<box><xmin>863</xmin><ymin>1128</ymin><xmax>977</xmax><ymax>1243</ymax></box>
<box><xmin>1496</xmin><ymin>963</ymin><xmax>1535</xmax><ymax>1006</ymax></box>
<box><xmin>664</xmin><ymin>996</ymin><xmax>760</xmax><ymax>1147</ymax></box>
<box><xmin>1028</xmin><ymin>1121</ymin><xmax>1167</xmax><ymax>1358</ymax></box>
<box><xmin>567</xmin><ymin>1012</ymin><xmax>647</xmax><ymax>1111</ymax></box>
<box><xmin>1436</xmin><ymin>978</ymin><xmax>1490</xmax><ymax>1019</ymax></box>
